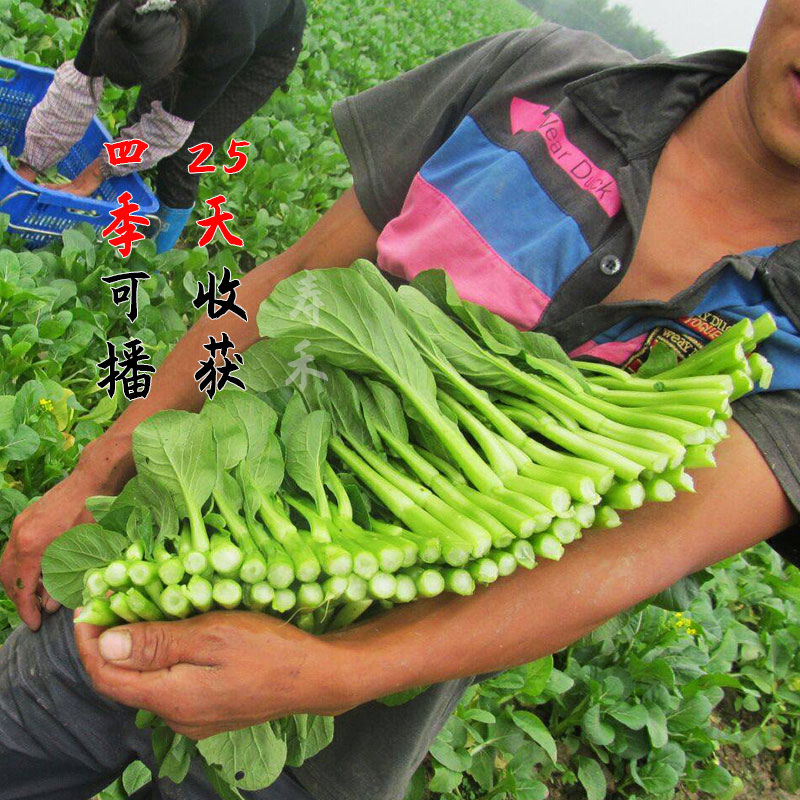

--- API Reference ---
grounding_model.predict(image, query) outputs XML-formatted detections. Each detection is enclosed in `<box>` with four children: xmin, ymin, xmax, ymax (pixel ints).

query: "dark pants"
<box><xmin>0</xmin><ymin>608</ymin><xmax>314</xmax><ymax>800</ymax></box>
<box><xmin>131</xmin><ymin>35</ymin><xmax>304</xmax><ymax>209</ymax></box>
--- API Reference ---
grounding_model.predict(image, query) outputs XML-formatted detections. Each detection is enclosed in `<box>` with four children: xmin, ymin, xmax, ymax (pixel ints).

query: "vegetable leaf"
<box><xmin>42</xmin><ymin>524</ymin><xmax>127</xmax><ymax>607</ymax></box>
<box><xmin>286</xmin><ymin>410</ymin><xmax>332</xmax><ymax>516</ymax></box>
<box><xmin>197</xmin><ymin>722</ymin><xmax>288</xmax><ymax>791</ymax></box>
<box><xmin>132</xmin><ymin>410</ymin><xmax>217</xmax><ymax>520</ymax></box>
<box><xmin>637</xmin><ymin>342</ymin><xmax>679</xmax><ymax>378</ymax></box>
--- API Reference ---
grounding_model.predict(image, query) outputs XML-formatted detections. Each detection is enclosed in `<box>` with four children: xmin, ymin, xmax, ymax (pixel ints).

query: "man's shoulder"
<box><xmin>474</xmin><ymin>23</ymin><xmax>639</xmax><ymax>103</ymax></box>
<box><xmin>502</xmin><ymin>23</ymin><xmax>640</xmax><ymax>70</ymax></box>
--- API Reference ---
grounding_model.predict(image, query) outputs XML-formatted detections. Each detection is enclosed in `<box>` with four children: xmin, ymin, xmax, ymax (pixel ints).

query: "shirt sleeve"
<box><xmin>331</xmin><ymin>25</ymin><xmax>560</xmax><ymax>231</ymax></box>
<box><xmin>733</xmin><ymin>391</ymin><xmax>800</xmax><ymax>565</ymax></box>
<box><xmin>102</xmin><ymin>101</ymin><xmax>194</xmax><ymax>177</ymax></box>
<box><xmin>20</xmin><ymin>60</ymin><xmax>104</xmax><ymax>173</ymax></box>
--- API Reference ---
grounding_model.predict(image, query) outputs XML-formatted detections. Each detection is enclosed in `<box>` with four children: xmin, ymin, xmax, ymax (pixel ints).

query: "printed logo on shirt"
<box><xmin>677</xmin><ymin>311</ymin><xmax>730</xmax><ymax>342</ymax></box>
<box><xmin>622</xmin><ymin>312</ymin><xmax>734</xmax><ymax>372</ymax></box>
<box><xmin>509</xmin><ymin>97</ymin><xmax>622</xmax><ymax>218</ymax></box>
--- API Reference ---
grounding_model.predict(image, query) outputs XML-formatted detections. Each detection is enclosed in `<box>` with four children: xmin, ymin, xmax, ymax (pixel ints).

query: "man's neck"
<box><xmin>675</xmin><ymin>68</ymin><xmax>800</xmax><ymax>236</ymax></box>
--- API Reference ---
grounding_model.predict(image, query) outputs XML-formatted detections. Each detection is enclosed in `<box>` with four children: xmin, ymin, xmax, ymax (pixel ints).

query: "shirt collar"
<box><xmin>565</xmin><ymin>49</ymin><xmax>748</xmax><ymax>160</ymax></box>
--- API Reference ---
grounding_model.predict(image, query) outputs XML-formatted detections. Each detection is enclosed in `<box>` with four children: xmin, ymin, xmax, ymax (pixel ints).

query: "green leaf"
<box><xmin>337</xmin><ymin>472</ymin><xmax>372</xmax><ymax>528</ymax></box>
<box><xmin>202</xmin><ymin>398</ymin><xmax>249</xmax><ymax>471</ymax></box>
<box><xmin>42</xmin><ymin>524</ymin><xmax>128</xmax><ymax>607</ymax></box>
<box><xmin>428</xmin><ymin>765</ymin><xmax>462</xmax><ymax>793</ymax></box>
<box><xmin>298</xmin><ymin>714</ymin><xmax>334</xmax><ymax>762</ymax></box>
<box><xmin>468</xmin><ymin>747</ymin><xmax>495</xmax><ymax>791</ymax></box>
<box><xmin>379</xmin><ymin>686</ymin><xmax>429</xmax><ymax>706</ymax></box>
<box><xmin>98</xmin><ymin>476</ymin><xmax>179</xmax><ymax>543</ymax></box>
<box><xmin>777</xmin><ymin>762</ymin><xmax>800</xmax><ymax>793</ymax></box>
<box><xmin>158</xmin><ymin>733</ymin><xmax>195</xmax><ymax>783</ymax></box>
<box><xmin>122</xmin><ymin>761</ymin><xmax>152</xmax><ymax>795</ymax></box>
<box><xmin>257</xmin><ymin>269</ymin><xmax>438</xmax><ymax>409</ymax></box>
<box><xmin>284</xmin><ymin>714</ymin><xmax>334</xmax><ymax>767</ymax></box>
<box><xmin>649</xmin><ymin>574</ymin><xmax>702</xmax><ymax>611</ymax></box>
<box><xmin>78</xmin><ymin>394</ymin><xmax>118</xmax><ymax>426</ymax></box>
<box><xmin>521</xmin><ymin>656</ymin><xmax>553</xmax><ymax>699</ymax></box>
<box><xmin>429</xmin><ymin>739</ymin><xmax>471</xmax><ymax>772</ymax></box>
<box><xmin>281</xmin><ymin>391</ymin><xmax>311</xmax><ymax>447</ymax></box>
<box><xmin>239</xmin><ymin>431</ymin><xmax>285</xmax><ymax>505</ymax></box>
<box><xmin>698</xmin><ymin>764</ymin><xmax>734</xmax><ymax>794</ymax></box>
<box><xmin>637</xmin><ymin>342</ymin><xmax>679</xmax><ymax>378</ymax></box>
<box><xmin>462</xmin><ymin>708</ymin><xmax>496</xmax><ymax>724</ymax></box>
<box><xmin>202</xmin><ymin>762</ymin><xmax>246</xmax><ymax>800</ymax></box>
<box><xmin>582</xmin><ymin>705</ymin><xmax>615</xmax><ymax>747</ymax></box>
<box><xmin>645</xmin><ymin>705</ymin><xmax>669</xmax><ymax>749</ymax></box>
<box><xmin>511</xmin><ymin>710</ymin><xmax>558</xmax><ymax>763</ymax></box>
<box><xmin>0</xmin><ymin>424</ymin><xmax>39</xmax><ymax>462</ymax></box>
<box><xmin>239</xmin><ymin>338</ymin><xmax>299</xmax><ymax>394</ymax></box>
<box><xmin>609</xmin><ymin>703</ymin><xmax>649</xmax><ymax>731</ymax></box>
<box><xmin>577</xmin><ymin>756</ymin><xmax>607</xmax><ymax>800</ymax></box>
<box><xmin>0</xmin><ymin>396</ymin><xmax>16</xmax><ymax>430</ymax></box>
<box><xmin>197</xmin><ymin>722</ymin><xmax>287</xmax><ymax>791</ymax></box>
<box><xmin>133</xmin><ymin>410</ymin><xmax>217</xmax><ymax>521</ymax></box>
<box><xmin>286</xmin><ymin>410</ymin><xmax>332</xmax><ymax>515</ymax></box>
<box><xmin>324</xmin><ymin>369</ymin><xmax>374</xmax><ymax>447</ymax></box>
<box><xmin>126</xmin><ymin>507</ymin><xmax>155</xmax><ymax>560</ymax></box>
<box><xmin>668</xmin><ymin>694</ymin><xmax>712</xmax><ymax>733</ymax></box>
<box><xmin>403</xmin><ymin>766</ymin><xmax>428</xmax><ymax>800</ymax></box>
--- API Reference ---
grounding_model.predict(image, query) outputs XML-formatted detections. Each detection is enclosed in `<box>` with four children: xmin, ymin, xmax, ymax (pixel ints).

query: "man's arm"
<box><xmin>74</xmin><ymin>421</ymin><xmax>798</xmax><ymax>739</ymax></box>
<box><xmin>0</xmin><ymin>188</ymin><xmax>379</xmax><ymax>630</ymax></box>
<box><xmin>339</xmin><ymin>422</ymin><xmax>796</xmax><ymax>693</ymax></box>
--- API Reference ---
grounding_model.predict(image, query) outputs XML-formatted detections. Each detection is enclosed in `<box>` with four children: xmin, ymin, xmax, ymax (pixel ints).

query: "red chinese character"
<box><xmin>101</xmin><ymin>191</ymin><xmax>150</xmax><ymax>258</ymax></box>
<box><xmin>196</xmin><ymin>194</ymin><xmax>243</xmax><ymax>247</ymax></box>
<box><xmin>187</xmin><ymin>142</ymin><xmax>216</xmax><ymax>174</ymax></box>
<box><xmin>104</xmin><ymin>138</ymin><xmax>149</xmax><ymax>166</ymax></box>
<box><xmin>224</xmin><ymin>138</ymin><xmax>250</xmax><ymax>174</ymax></box>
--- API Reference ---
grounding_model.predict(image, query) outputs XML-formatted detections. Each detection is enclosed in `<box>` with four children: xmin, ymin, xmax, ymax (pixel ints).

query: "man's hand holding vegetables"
<box><xmin>3</xmin><ymin>1</ymin><xmax>800</xmax><ymax>798</ymax></box>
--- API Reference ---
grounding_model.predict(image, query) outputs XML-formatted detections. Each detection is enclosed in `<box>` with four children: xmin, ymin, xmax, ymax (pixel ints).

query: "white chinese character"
<box><xmin>289</xmin><ymin>272</ymin><xmax>323</xmax><ymax>325</ymax></box>
<box><xmin>285</xmin><ymin>339</ymin><xmax>328</xmax><ymax>390</ymax></box>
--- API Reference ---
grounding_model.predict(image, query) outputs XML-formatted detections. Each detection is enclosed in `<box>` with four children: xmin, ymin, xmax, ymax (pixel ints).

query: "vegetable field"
<box><xmin>1</xmin><ymin>2</ymin><xmax>799</xmax><ymax>800</ymax></box>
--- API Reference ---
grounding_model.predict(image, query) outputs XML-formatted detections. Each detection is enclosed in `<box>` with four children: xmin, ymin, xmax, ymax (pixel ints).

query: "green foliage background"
<box><xmin>0</xmin><ymin>1</ymin><xmax>798</xmax><ymax>799</ymax></box>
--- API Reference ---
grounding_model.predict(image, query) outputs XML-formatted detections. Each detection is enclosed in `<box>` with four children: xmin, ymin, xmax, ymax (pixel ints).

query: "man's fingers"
<box><xmin>96</xmin><ymin>618</ymin><xmax>218</xmax><ymax>672</ymax></box>
<box><xmin>14</xmin><ymin>566</ymin><xmax>43</xmax><ymax>631</ymax></box>
<box><xmin>35</xmin><ymin>580</ymin><xmax>61</xmax><ymax>615</ymax></box>
<box><xmin>40</xmin><ymin>587</ymin><xmax>61</xmax><ymax>614</ymax></box>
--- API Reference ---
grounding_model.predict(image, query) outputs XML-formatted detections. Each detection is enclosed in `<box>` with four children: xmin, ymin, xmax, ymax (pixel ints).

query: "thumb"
<box><xmin>99</xmin><ymin>621</ymin><xmax>186</xmax><ymax>671</ymax></box>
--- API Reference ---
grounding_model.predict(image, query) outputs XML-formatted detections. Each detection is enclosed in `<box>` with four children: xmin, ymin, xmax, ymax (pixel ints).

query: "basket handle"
<box><xmin>0</xmin><ymin>190</ymin><xmax>65</xmax><ymax>240</ymax></box>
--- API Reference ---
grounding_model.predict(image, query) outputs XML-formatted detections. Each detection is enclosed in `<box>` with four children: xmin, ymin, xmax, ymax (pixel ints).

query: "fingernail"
<box><xmin>74</xmin><ymin>607</ymin><xmax>83</xmax><ymax>620</ymax></box>
<box><xmin>99</xmin><ymin>630</ymin><xmax>132</xmax><ymax>661</ymax></box>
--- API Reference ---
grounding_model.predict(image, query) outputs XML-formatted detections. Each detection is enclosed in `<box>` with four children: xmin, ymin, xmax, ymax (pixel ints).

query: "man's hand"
<box><xmin>42</xmin><ymin>157</ymin><xmax>104</xmax><ymax>196</ymax></box>
<box><xmin>75</xmin><ymin>612</ymin><xmax>360</xmax><ymax>739</ymax></box>
<box><xmin>0</xmin><ymin>470</ymin><xmax>103</xmax><ymax>630</ymax></box>
<box><xmin>0</xmin><ymin>432</ymin><xmax>135</xmax><ymax>631</ymax></box>
<box><xmin>16</xmin><ymin>163</ymin><xmax>37</xmax><ymax>183</ymax></box>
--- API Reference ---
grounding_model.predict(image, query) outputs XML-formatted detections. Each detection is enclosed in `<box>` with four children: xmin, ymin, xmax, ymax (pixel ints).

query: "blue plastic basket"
<box><xmin>0</xmin><ymin>56</ymin><xmax>159</xmax><ymax>248</ymax></box>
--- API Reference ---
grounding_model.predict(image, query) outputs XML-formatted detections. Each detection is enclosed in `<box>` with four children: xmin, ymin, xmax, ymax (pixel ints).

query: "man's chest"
<box><xmin>375</xmin><ymin>107</ymin><xmax>786</xmax><ymax>368</ymax></box>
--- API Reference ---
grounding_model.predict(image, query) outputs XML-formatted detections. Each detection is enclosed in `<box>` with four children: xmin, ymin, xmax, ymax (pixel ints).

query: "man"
<box><xmin>1</xmin><ymin>1</ymin><xmax>799</xmax><ymax>798</ymax></box>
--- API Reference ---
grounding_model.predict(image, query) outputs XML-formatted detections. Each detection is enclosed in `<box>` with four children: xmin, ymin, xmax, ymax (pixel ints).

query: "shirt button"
<box><xmin>600</xmin><ymin>254</ymin><xmax>622</xmax><ymax>276</ymax></box>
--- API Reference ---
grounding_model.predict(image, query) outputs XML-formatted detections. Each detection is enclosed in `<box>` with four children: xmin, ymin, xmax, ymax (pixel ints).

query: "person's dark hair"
<box><xmin>92</xmin><ymin>0</ymin><xmax>207</xmax><ymax>88</ymax></box>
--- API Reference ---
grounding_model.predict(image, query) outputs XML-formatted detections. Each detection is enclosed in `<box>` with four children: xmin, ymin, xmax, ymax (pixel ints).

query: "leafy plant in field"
<box><xmin>416</xmin><ymin>544</ymin><xmax>800</xmax><ymax>800</ymax></box>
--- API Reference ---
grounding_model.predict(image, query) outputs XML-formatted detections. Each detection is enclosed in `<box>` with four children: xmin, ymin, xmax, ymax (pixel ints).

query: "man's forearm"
<box><xmin>324</xmin><ymin>424</ymin><xmax>796</xmax><ymax>706</ymax></box>
<box><xmin>75</xmin><ymin>189</ymin><xmax>379</xmax><ymax>488</ymax></box>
